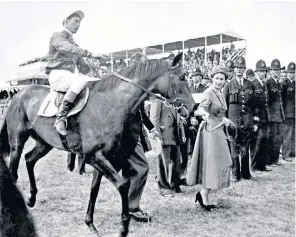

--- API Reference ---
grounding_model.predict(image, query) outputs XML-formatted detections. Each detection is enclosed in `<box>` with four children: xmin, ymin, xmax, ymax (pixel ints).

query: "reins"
<box><xmin>84</xmin><ymin>57</ymin><xmax>184</xmax><ymax>110</ymax></box>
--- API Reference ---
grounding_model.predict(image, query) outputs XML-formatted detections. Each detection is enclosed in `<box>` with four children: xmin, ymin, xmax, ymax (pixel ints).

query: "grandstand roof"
<box><xmin>111</xmin><ymin>31</ymin><xmax>244</xmax><ymax>59</ymax></box>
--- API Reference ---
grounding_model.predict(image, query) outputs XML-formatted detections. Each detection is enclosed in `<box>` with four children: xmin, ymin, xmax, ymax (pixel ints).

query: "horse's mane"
<box><xmin>90</xmin><ymin>59</ymin><xmax>169</xmax><ymax>92</ymax></box>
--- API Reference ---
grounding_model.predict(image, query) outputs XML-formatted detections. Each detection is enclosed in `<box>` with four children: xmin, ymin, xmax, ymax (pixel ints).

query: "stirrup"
<box><xmin>54</xmin><ymin>117</ymin><xmax>68</xmax><ymax>136</ymax></box>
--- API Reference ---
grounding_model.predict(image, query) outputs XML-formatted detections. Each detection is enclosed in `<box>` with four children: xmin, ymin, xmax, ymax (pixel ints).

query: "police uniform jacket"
<box><xmin>45</xmin><ymin>30</ymin><xmax>89</xmax><ymax>74</ymax></box>
<box><xmin>223</xmin><ymin>78</ymin><xmax>257</xmax><ymax>127</ymax></box>
<box><xmin>281</xmin><ymin>79</ymin><xmax>295</xmax><ymax>119</ymax></box>
<box><xmin>252</xmin><ymin>78</ymin><xmax>270</xmax><ymax>123</ymax></box>
<box><xmin>265</xmin><ymin>77</ymin><xmax>285</xmax><ymax>122</ymax></box>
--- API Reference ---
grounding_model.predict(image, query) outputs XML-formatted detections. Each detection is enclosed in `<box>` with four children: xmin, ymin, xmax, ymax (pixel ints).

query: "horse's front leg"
<box><xmin>90</xmin><ymin>151</ymin><xmax>130</xmax><ymax>237</ymax></box>
<box><xmin>85</xmin><ymin>168</ymin><xmax>102</xmax><ymax>234</ymax></box>
<box><xmin>77</xmin><ymin>154</ymin><xmax>86</xmax><ymax>175</ymax></box>
<box><xmin>67</xmin><ymin>152</ymin><xmax>76</xmax><ymax>172</ymax></box>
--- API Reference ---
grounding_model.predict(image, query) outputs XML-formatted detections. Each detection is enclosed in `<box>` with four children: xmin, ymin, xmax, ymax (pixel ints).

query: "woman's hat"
<box><xmin>210</xmin><ymin>66</ymin><xmax>228</xmax><ymax>79</ymax></box>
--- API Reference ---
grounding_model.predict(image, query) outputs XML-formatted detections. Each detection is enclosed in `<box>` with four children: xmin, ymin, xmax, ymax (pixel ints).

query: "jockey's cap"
<box><xmin>63</xmin><ymin>10</ymin><xmax>84</xmax><ymax>25</ymax></box>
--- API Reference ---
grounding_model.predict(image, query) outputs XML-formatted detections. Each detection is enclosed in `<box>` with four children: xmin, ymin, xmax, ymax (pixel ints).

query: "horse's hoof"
<box><xmin>89</xmin><ymin>230</ymin><xmax>101</xmax><ymax>237</ymax></box>
<box><xmin>27</xmin><ymin>197</ymin><xmax>36</xmax><ymax>208</ymax></box>
<box><xmin>27</xmin><ymin>200</ymin><xmax>35</xmax><ymax>208</ymax></box>
<box><xmin>118</xmin><ymin>228</ymin><xmax>128</xmax><ymax>237</ymax></box>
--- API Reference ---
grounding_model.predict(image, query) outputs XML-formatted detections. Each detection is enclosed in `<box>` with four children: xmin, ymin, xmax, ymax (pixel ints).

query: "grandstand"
<box><xmin>7</xmin><ymin>30</ymin><xmax>246</xmax><ymax>82</ymax></box>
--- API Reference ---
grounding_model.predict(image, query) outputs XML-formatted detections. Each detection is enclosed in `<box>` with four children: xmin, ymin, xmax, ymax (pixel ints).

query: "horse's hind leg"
<box><xmin>85</xmin><ymin>168</ymin><xmax>102</xmax><ymax>234</ymax></box>
<box><xmin>90</xmin><ymin>151</ymin><xmax>130</xmax><ymax>237</ymax></box>
<box><xmin>25</xmin><ymin>140</ymin><xmax>52</xmax><ymax>208</ymax></box>
<box><xmin>9</xmin><ymin>127</ymin><xmax>30</xmax><ymax>183</ymax></box>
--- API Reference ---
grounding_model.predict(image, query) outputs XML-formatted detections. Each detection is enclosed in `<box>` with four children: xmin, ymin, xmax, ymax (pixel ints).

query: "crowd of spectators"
<box><xmin>101</xmin><ymin>43</ymin><xmax>239</xmax><ymax>76</ymax></box>
<box><xmin>183</xmin><ymin>43</ymin><xmax>237</xmax><ymax>77</ymax></box>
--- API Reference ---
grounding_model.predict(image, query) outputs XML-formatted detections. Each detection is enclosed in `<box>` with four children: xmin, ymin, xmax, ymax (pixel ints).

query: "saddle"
<box><xmin>37</xmin><ymin>87</ymin><xmax>89</xmax><ymax>117</ymax></box>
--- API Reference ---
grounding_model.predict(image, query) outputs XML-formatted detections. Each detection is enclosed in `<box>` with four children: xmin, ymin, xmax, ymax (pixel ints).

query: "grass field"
<box><xmin>7</xmin><ymin>138</ymin><xmax>294</xmax><ymax>237</ymax></box>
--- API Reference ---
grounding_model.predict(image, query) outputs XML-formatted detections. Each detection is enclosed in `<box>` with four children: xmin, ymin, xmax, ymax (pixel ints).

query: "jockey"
<box><xmin>45</xmin><ymin>10</ymin><xmax>106</xmax><ymax>136</ymax></box>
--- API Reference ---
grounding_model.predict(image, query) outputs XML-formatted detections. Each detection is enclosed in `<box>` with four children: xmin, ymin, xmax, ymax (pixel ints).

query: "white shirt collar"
<box><xmin>236</xmin><ymin>77</ymin><xmax>244</xmax><ymax>86</ymax></box>
<box><xmin>63</xmin><ymin>28</ymin><xmax>73</xmax><ymax>37</ymax></box>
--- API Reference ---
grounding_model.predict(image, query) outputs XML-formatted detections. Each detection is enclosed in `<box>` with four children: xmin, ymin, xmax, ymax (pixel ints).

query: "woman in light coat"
<box><xmin>188</xmin><ymin>66</ymin><xmax>234</xmax><ymax>211</ymax></box>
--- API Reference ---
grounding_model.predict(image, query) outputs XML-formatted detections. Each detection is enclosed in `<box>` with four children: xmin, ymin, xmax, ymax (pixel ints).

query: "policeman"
<box><xmin>250</xmin><ymin>60</ymin><xmax>272</xmax><ymax>173</ymax></box>
<box><xmin>281</xmin><ymin>62</ymin><xmax>295</xmax><ymax>161</ymax></box>
<box><xmin>225</xmin><ymin>59</ymin><xmax>235</xmax><ymax>82</ymax></box>
<box><xmin>223</xmin><ymin>56</ymin><xmax>257</xmax><ymax>182</ymax></box>
<box><xmin>265</xmin><ymin>59</ymin><xmax>285</xmax><ymax>166</ymax></box>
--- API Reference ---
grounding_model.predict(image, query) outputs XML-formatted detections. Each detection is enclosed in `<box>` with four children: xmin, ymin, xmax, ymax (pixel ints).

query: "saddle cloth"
<box><xmin>37</xmin><ymin>87</ymin><xmax>89</xmax><ymax>117</ymax></box>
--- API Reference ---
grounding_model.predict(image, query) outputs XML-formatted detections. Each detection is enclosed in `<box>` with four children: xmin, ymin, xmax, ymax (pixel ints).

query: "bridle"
<box><xmin>84</xmin><ymin>57</ymin><xmax>185</xmax><ymax>110</ymax></box>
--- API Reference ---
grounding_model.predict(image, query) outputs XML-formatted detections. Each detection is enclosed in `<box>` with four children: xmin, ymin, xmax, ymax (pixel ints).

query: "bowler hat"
<box><xmin>225</xmin><ymin>59</ymin><xmax>234</xmax><ymax>71</ymax></box>
<box><xmin>270</xmin><ymin>59</ymin><xmax>285</xmax><ymax>70</ymax></box>
<box><xmin>245</xmin><ymin>69</ymin><xmax>255</xmax><ymax>77</ymax></box>
<box><xmin>234</xmin><ymin>56</ymin><xmax>246</xmax><ymax>68</ymax></box>
<box><xmin>254</xmin><ymin>59</ymin><xmax>268</xmax><ymax>72</ymax></box>
<box><xmin>286</xmin><ymin>62</ymin><xmax>295</xmax><ymax>73</ymax></box>
<box><xmin>192</xmin><ymin>67</ymin><xmax>203</xmax><ymax>77</ymax></box>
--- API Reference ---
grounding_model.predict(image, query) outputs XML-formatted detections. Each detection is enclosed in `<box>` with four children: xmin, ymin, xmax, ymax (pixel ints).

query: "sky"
<box><xmin>0</xmin><ymin>0</ymin><xmax>295</xmax><ymax>84</ymax></box>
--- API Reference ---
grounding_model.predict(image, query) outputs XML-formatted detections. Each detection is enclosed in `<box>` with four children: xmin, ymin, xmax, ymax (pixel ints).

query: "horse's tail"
<box><xmin>0</xmin><ymin>119</ymin><xmax>10</xmax><ymax>159</ymax></box>
<box><xmin>0</xmin><ymin>140</ymin><xmax>37</xmax><ymax>237</ymax></box>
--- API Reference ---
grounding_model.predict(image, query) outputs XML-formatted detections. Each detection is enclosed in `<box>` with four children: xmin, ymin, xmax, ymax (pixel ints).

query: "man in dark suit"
<box><xmin>124</xmin><ymin>52</ymin><xmax>159</xmax><ymax>222</ymax></box>
<box><xmin>189</xmin><ymin>68</ymin><xmax>207</xmax><ymax>93</ymax></box>
<box><xmin>281</xmin><ymin>62</ymin><xmax>295</xmax><ymax>161</ymax></box>
<box><xmin>150</xmin><ymin>99</ymin><xmax>184</xmax><ymax>197</ymax></box>
<box><xmin>250</xmin><ymin>60</ymin><xmax>272</xmax><ymax>173</ymax></box>
<box><xmin>223</xmin><ymin>56</ymin><xmax>257</xmax><ymax>182</ymax></box>
<box><xmin>265</xmin><ymin>59</ymin><xmax>286</xmax><ymax>166</ymax></box>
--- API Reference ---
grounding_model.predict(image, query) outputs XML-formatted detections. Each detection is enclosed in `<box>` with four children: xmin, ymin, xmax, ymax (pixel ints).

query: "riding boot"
<box><xmin>54</xmin><ymin>90</ymin><xmax>78</xmax><ymax>136</ymax></box>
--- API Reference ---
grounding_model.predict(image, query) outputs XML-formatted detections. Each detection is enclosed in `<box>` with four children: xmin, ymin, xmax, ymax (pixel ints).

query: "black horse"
<box><xmin>0</xmin><ymin>54</ymin><xmax>195</xmax><ymax>236</ymax></box>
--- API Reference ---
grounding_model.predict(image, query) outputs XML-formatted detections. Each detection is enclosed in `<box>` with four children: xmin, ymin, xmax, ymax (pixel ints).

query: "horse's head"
<box><xmin>151</xmin><ymin>53</ymin><xmax>195</xmax><ymax>116</ymax></box>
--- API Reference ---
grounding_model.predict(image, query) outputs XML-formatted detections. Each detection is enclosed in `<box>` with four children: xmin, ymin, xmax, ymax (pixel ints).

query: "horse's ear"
<box><xmin>171</xmin><ymin>53</ymin><xmax>183</xmax><ymax>67</ymax></box>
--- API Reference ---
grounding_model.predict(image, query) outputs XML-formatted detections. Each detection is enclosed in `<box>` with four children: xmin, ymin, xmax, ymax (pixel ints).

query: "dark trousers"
<box><xmin>157</xmin><ymin>145</ymin><xmax>182</xmax><ymax>191</ymax></box>
<box><xmin>122</xmin><ymin>139</ymin><xmax>149</xmax><ymax>211</ymax></box>
<box><xmin>230</xmin><ymin>127</ymin><xmax>252</xmax><ymax>180</ymax></box>
<box><xmin>179</xmin><ymin>143</ymin><xmax>189</xmax><ymax>180</ymax></box>
<box><xmin>250</xmin><ymin>123</ymin><xmax>269</xmax><ymax>171</ymax></box>
<box><xmin>267</xmin><ymin>122</ymin><xmax>282</xmax><ymax>165</ymax></box>
<box><xmin>281</xmin><ymin>118</ymin><xmax>295</xmax><ymax>159</ymax></box>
